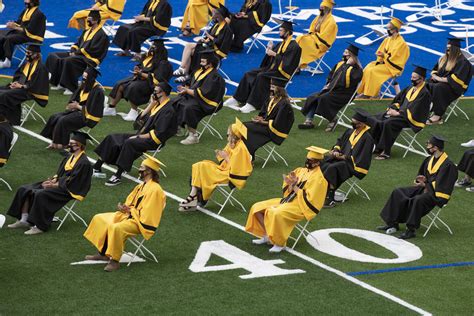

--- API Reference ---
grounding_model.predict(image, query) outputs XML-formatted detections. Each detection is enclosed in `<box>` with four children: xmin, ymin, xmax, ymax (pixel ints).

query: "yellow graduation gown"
<box><xmin>191</xmin><ymin>140</ymin><xmax>253</xmax><ymax>200</ymax></box>
<box><xmin>296</xmin><ymin>13</ymin><xmax>338</xmax><ymax>67</ymax></box>
<box><xmin>245</xmin><ymin>166</ymin><xmax>328</xmax><ymax>246</ymax></box>
<box><xmin>181</xmin><ymin>0</ymin><xmax>225</xmax><ymax>35</ymax></box>
<box><xmin>83</xmin><ymin>180</ymin><xmax>166</xmax><ymax>261</ymax></box>
<box><xmin>358</xmin><ymin>35</ymin><xmax>410</xmax><ymax>97</ymax></box>
<box><xmin>68</xmin><ymin>0</ymin><xmax>126</xmax><ymax>30</ymax></box>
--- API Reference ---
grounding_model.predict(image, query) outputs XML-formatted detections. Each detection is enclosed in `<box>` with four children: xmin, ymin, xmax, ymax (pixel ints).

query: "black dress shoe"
<box><xmin>399</xmin><ymin>229</ymin><xmax>416</xmax><ymax>239</ymax></box>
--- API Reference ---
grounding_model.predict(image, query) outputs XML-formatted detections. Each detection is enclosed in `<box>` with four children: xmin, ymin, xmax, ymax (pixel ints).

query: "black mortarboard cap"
<box><xmin>70</xmin><ymin>131</ymin><xmax>92</xmax><ymax>146</ymax></box>
<box><xmin>346</xmin><ymin>42</ymin><xmax>362</xmax><ymax>56</ymax></box>
<box><xmin>199</xmin><ymin>48</ymin><xmax>219</xmax><ymax>65</ymax></box>
<box><xmin>429</xmin><ymin>135</ymin><xmax>446</xmax><ymax>149</ymax></box>
<box><xmin>215</xmin><ymin>5</ymin><xmax>230</xmax><ymax>18</ymax></box>
<box><xmin>264</xmin><ymin>74</ymin><xmax>287</xmax><ymax>88</ymax></box>
<box><xmin>149</xmin><ymin>36</ymin><xmax>167</xmax><ymax>43</ymax></box>
<box><xmin>26</xmin><ymin>43</ymin><xmax>41</xmax><ymax>53</ymax></box>
<box><xmin>412</xmin><ymin>64</ymin><xmax>427</xmax><ymax>78</ymax></box>
<box><xmin>352</xmin><ymin>108</ymin><xmax>370</xmax><ymax>123</ymax></box>
<box><xmin>158</xmin><ymin>81</ymin><xmax>172</xmax><ymax>95</ymax></box>
<box><xmin>88</xmin><ymin>9</ymin><xmax>101</xmax><ymax>21</ymax></box>
<box><xmin>272</xmin><ymin>17</ymin><xmax>297</xmax><ymax>32</ymax></box>
<box><xmin>447</xmin><ymin>37</ymin><xmax>464</xmax><ymax>48</ymax></box>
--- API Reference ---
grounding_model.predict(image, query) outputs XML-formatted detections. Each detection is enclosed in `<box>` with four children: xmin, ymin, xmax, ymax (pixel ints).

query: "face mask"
<box><xmin>351</xmin><ymin>122</ymin><xmax>358</xmax><ymax>129</ymax></box>
<box><xmin>279</xmin><ymin>31</ymin><xmax>288</xmax><ymax>40</ymax></box>
<box><xmin>87</xmin><ymin>20</ymin><xmax>93</xmax><ymax>27</ymax></box>
<box><xmin>26</xmin><ymin>54</ymin><xmax>33</xmax><ymax>62</ymax></box>
<box><xmin>446</xmin><ymin>48</ymin><xmax>450</xmax><ymax>55</ymax></box>
<box><xmin>138</xmin><ymin>170</ymin><xmax>147</xmax><ymax>180</ymax></box>
<box><xmin>387</xmin><ymin>29</ymin><xmax>393</xmax><ymax>36</ymax></box>
<box><xmin>152</xmin><ymin>92</ymin><xmax>161</xmax><ymax>100</ymax></box>
<box><xmin>319</xmin><ymin>9</ymin><xmax>325</xmax><ymax>16</ymax></box>
<box><xmin>25</xmin><ymin>2</ymin><xmax>31</xmax><ymax>8</ymax></box>
<box><xmin>269</xmin><ymin>89</ymin><xmax>275</xmax><ymax>96</ymax></box>
<box><xmin>411</xmin><ymin>79</ymin><xmax>420</xmax><ymax>86</ymax></box>
<box><xmin>68</xmin><ymin>145</ymin><xmax>78</xmax><ymax>154</ymax></box>
<box><xmin>342</xmin><ymin>55</ymin><xmax>349</xmax><ymax>62</ymax></box>
<box><xmin>426</xmin><ymin>146</ymin><xmax>435</xmax><ymax>155</ymax></box>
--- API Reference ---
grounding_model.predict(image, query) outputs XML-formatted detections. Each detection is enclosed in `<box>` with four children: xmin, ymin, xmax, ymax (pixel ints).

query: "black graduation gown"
<box><xmin>302</xmin><ymin>61</ymin><xmax>363</xmax><ymax>122</ymax></box>
<box><xmin>46</xmin><ymin>27</ymin><xmax>109</xmax><ymax>91</ymax></box>
<box><xmin>233</xmin><ymin>37</ymin><xmax>302</xmax><ymax>110</ymax></box>
<box><xmin>189</xmin><ymin>20</ymin><xmax>233</xmax><ymax>74</ymax></box>
<box><xmin>95</xmin><ymin>98</ymin><xmax>177</xmax><ymax>172</ymax></box>
<box><xmin>0</xmin><ymin>121</ymin><xmax>13</xmax><ymax>168</ymax></box>
<box><xmin>458</xmin><ymin>148</ymin><xmax>474</xmax><ymax>178</ymax></box>
<box><xmin>113</xmin><ymin>0</ymin><xmax>172</xmax><ymax>53</ymax></box>
<box><xmin>321</xmin><ymin>126</ymin><xmax>374</xmax><ymax>188</ymax></box>
<box><xmin>380</xmin><ymin>153</ymin><xmax>458</xmax><ymax>230</ymax></box>
<box><xmin>230</xmin><ymin>0</ymin><xmax>272</xmax><ymax>52</ymax></box>
<box><xmin>171</xmin><ymin>67</ymin><xmax>225</xmax><ymax>129</ymax></box>
<box><xmin>40</xmin><ymin>83</ymin><xmax>105</xmax><ymax>146</ymax></box>
<box><xmin>243</xmin><ymin>97</ymin><xmax>294</xmax><ymax>157</ymax></box>
<box><xmin>109</xmin><ymin>56</ymin><xmax>172</xmax><ymax>106</ymax></box>
<box><xmin>0</xmin><ymin>6</ymin><xmax>46</xmax><ymax>60</ymax></box>
<box><xmin>7</xmin><ymin>152</ymin><xmax>93</xmax><ymax>231</ymax></box>
<box><xmin>367</xmin><ymin>83</ymin><xmax>431</xmax><ymax>155</ymax></box>
<box><xmin>429</xmin><ymin>55</ymin><xmax>472</xmax><ymax>116</ymax></box>
<box><xmin>0</xmin><ymin>59</ymin><xmax>49</xmax><ymax>125</ymax></box>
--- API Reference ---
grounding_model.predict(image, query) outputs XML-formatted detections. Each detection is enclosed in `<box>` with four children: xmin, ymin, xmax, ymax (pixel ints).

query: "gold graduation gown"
<box><xmin>245</xmin><ymin>166</ymin><xmax>328</xmax><ymax>246</ymax></box>
<box><xmin>296</xmin><ymin>13</ymin><xmax>338</xmax><ymax>67</ymax></box>
<box><xmin>68</xmin><ymin>0</ymin><xmax>126</xmax><ymax>30</ymax></box>
<box><xmin>358</xmin><ymin>34</ymin><xmax>410</xmax><ymax>97</ymax></box>
<box><xmin>181</xmin><ymin>0</ymin><xmax>225</xmax><ymax>35</ymax></box>
<box><xmin>84</xmin><ymin>180</ymin><xmax>166</xmax><ymax>261</ymax></box>
<box><xmin>191</xmin><ymin>140</ymin><xmax>252</xmax><ymax>201</ymax></box>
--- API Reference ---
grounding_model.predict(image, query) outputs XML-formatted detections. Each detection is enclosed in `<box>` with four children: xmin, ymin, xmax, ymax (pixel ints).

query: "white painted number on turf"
<box><xmin>189</xmin><ymin>240</ymin><xmax>305</xmax><ymax>279</ymax></box>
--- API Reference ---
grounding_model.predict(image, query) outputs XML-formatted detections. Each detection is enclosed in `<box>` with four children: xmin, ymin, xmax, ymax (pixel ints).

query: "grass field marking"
<box><xmin>14</xmin><ymin>125</ymin><xmax>432</xmax><ymax>316</ymax></box>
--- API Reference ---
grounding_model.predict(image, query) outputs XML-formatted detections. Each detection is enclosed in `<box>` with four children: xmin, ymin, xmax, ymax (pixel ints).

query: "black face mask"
<box><xmin>87</xmin><ymin>20</ymin><xmax>93</xmax><ymax>27</ymax></box>
<box><xmin>446</xmin><ymin>48</ymin><xmax>450</xmax><ymax>55</ymax></box>
<box><xmin>138</xmin><ymin>170</ymin><xmax>147</xmax><ymax>180</ymax></box>
<box><xmin>387</xmin><ymin>29</ymin><xmax>393</xmax><ymax>36</ymax></box>
<box><xmin>26</xmin><ymin>54</ymin><xmax>33</xmax><ymax>62</ymax></box>
<box><xmin>411</xmin><ymin>79</ymin><xmax>420</xmax><ymax>86</ymax></box>
<box><xmin>319</xmin><ymin>9</ymin><xmax>325</xmax><ymax>16</ymax></box>
<box><xmin>279</xmin><ymin>31</ymin><xmax>288</xmax><ymax>40</ymax></box>
<box><xmin>426</xmin><ymin>147</ymin><xmax>434</xmax><ymax>155</ymax></box>
<box><xmin>351</xmin><ymin>122</ymin><xmax>358</xmax><ymax>129</ymax></box>
<box><xmin>152</xmin><ymin>91</ymin><xmax>161</xmax><ymax>100</ymax></box>
<box><xmin>269</xmin><ymin>89</ymin><xmax>275</xmax><ymax>96</ymax></box>
<box><xmin>305</xmin><ymin>159</ymin><xmax>317</xmax><ymax>169</ymax></box>
<box><xmin>25</xmin><ymin>2</ymin><xmax>32</xmax><ymax>8</ymax></box>
<box><xmin>68</xmin><ymin>145</ymin><xmax>79</xmax><ymax>154</ymax></box>
<box><xmin>342</xmin><ymin>55</ymin><xmax>349</xmax><ymax>62</ymax></box>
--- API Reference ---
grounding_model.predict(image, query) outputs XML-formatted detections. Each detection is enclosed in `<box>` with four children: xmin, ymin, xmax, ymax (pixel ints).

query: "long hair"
<box><xmin>150</xmin><ymin>169</ymin><xmax>160</xmax><ymax>183</ymax></box>
<box><xmin>273</xmin><ymin>86</ymin><xmax>290</xmax><ymax>102</ymax></box>
<box><xmin>245</xmin><ymin>0</ymin><xmax>258</xmax><ymax>8</ymax></box>
<box><xmin>348</xmin><ymin>50</ymin><xmax>362</xmax><ymax>68</ymax></box>
<box><xmin>152</xmin><ymin>42</ymin><xmax>169</xmax><ymax>62</ymax></box>
<box><xmin>438</xmin><ymin>45</ymin><xmax>462</xmax><ymax>72</ymax></box>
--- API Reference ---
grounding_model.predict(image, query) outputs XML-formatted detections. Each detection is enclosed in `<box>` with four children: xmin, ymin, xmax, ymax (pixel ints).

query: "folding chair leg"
<box><xmin>0</xmin><ymin>178</ymin><xmax>13</xmax><ymax>191</ymax></box>
<box><xmin>127</xmin><ymin>238</ymin><xmax>145</xmax><ymax>266</ymax></box>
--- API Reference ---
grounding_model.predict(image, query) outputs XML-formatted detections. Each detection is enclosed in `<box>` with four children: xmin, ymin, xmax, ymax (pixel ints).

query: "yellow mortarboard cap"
<box><xmin>306</xmin><ymin>146</ymin><xmax>328</xmax><ymax>160</ymax></box>
<box><xmin>390</xmin><ymin>17</ymin><xmax>404</xmax><ymax>29</ymax></box>
<box><xmin>320</xmin><ymin>0</ymin><xmax>335</xmax><ymax>9</ymax></box>
<box><xmin>231</xmin><ymin>117</ymin><xmax>248</xmax><ymax>140</ymax></box>
<box><xmin>142</xmin><ymin>154</ymin><xmax>166</xmax><ymax>172</ymax></box>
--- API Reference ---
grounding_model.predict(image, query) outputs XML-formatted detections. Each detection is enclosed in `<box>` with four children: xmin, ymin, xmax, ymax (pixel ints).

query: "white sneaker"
<box><xmin>24</xmin><ymin>226</ymin><xmax>44</xmax><ymax>235</ymax></box>
<box><xmin>252</xmin><ymin>236</ymin><xmax>269</xmax><ymax>245</ymax></box>
<box><xmin>105</xmin><ymin>175</ymin><xmax>121</xmax><ymax>186</ymax></box>
<box><xmin>63</xmin><ymin>89</ymin><xmax>73</xmax><ymax>95</ymax></box>
<box><xmin>0</xmin><ymin>58</ymin><xmax>11</xmax><ymax>69</ymax></box>
<box><xmin>50</xmin><ymin>84</ymin><xmax>63</xmax><ymax>91</ymax></box>
<box><xmin>223</xmin><ymin>97</ymin><xmax>240</xmax><ymax>109</ymax></box>
<box><xmin>240</xmin><ymin>103</ymin><xmax>256</xmax><ymax>113</ymax></box>
<box><xmin>385</xmin><ymin>227</ymin><xmax>398</xmax><ymax>235</ymax></box>
<box><xmin>173</xmin><ymin>67</ymin><xmax>186</xmax><ymax>76</ymax></box>
<box><xmin>0</xmin><ymin>214</ymin><xmax>5</xmax><ymax>228</ymax></box>
<box><xmin>466</xmin><ymin>187</ymin><xmax>474</xmax><ymax>193</ymax></box>
<box><xmin>461</xmin><ymin>139</ymin><xmax>474</xmax><ymax>148</ymax></box>
<box><xmin>103</xmin><ymin>96</ymin><xmax>109</xmax><ymax>107</ymax></box>
<box><xmin>103</xmin><ymin>106</ymin><xmax>117</xmax><ymax>116</ymax></box>
<box><xmin>122</xmin><ymin>109</ymin><xmax>139</xmax><ymax>122</ymax></box>
<box><xmin>269</xmin><ymin>245</ymin><xmax>285</xmax><ymax>253</ymax></box>
<box><xmin>180</xmin><ymin>133</ymin><xmax>199</xmax><ymax>145</ymax></box>
<box><xmin>7</xmin><ymin>220</ymin><xmax>31</xmax><ymax>229</ymax></box>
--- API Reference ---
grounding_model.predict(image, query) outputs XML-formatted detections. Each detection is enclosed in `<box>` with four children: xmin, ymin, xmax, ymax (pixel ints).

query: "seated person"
<box><xmin>229</xmin><ymin>0</ymin><xmax>272</xmax><ymax>52</ymax></box>
<box><xmin>245</xmin><ymin>146</ymin><xmax>328</xmax><ymax>253</ymax></box>
<box><xmin>179</xmin><ymin>118</ymin><xmax>253</xmax><ymax>211</ymax></box>
<box><xmin>46</xmin><ymin>10</ymin><xmax>109</xmax><ymax>95</ymax></box>
<box><xmin>6</xmin><ymin>131</ymin><xmax>93</xmax><ymax>235</ymax></box>
<box><xmin>427</xmin><ymin>38</ymin><xmax>473</xmax><ymax>125</ymax></box>
<box><xmin>0</xmin><ymin>44</ymin><xmax>49</xmax><ymax>126</ymax></box>
<box><xmin>0</xmin><ymin>0</ymin><xmax>46</xmax><ymax>69</ymax></box>
<box><xmin>84</xmin><ymin>155</ymin><xmax>166</xmax><ymax>272</ymax></box>
<box><xmin>0</xmin><ymin>113</ymin><xmax>13</xmax><ymax>167</ymax></box>
<box><xmin>104</xmin><ymin>37</ymin><xmax>173</xmax><ymax>121</ymax></box>
<box><xmin>113</xmin><ymin>0</ymin><xmax>172</xmax><ymax>57</ymax></box>
<box><xmin>181</xmin><ymin>0</ymin><xmax>224</xmax><ymax>37</ymax></box>
<box><xmin>367</xmin><ymin>65</ymin><xmax>431</xmax><ymax>160</ymax></box>
<box><xmin>321</xmin><ymin>109</ymin><xmax>374</xmax><ymax>207</ymax></box>
<box><xmin>299</xmin><ymin>43</ymin><xmax>363</xmax><ymax>131</ymax></box>
<box><xmin>40</xmin><ymin>66</ymin><xmax>105</xmax><ymax>150</ymax></box>
<box><xmin>68</xmin><ymin>0</ymin><xmax>126</xmax><ymax>30</ymax></box>
<box><xmin>243</xmin><ymin>76</ymin><xmax>294</xmax><ymax>159</ymax></box>
<box><xmin>296</xmin><ymin>0</ymin><xmax>337</xmax><ymax>69</ymax></box>
<box><xmin>377</xmin><ymin>135</ymin><xmax>458</xmax><ymax>239</ymax></box>
<box><xmin>455</xmin><ymin>148</ymin><xmax>474</xmax><ymax>192</ymax></box>
<box><xmin>93</xmin><ymin>82</ymin><xmax>177</xmax><ymax>186</ymax></box>
<box><xmin>173</xmin><ymin>5</ymin><xmax>233</xmax><ymax>83</ymax></box>
<box><xmin>357</xmin><ymin>17</ymin><xmax>410</xmax><ymax>98</ymax></box>
<box><xmin>171</xmin><ymin>50</ymin><xmax>225</xmax><ymax>145</ymax></box>
<box><xmin>224</xmin><ymin>18</ymin><xmax>302</xmax><ymax>113</ymax></box>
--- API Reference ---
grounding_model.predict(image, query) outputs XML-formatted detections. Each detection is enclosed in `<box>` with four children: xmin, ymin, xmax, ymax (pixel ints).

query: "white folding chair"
<box><xmin>422</xmin><ymin>205</ymin><xmax>453</xmax><ymax>237</ymax></box>
<box><xmin>133</xmin><ymin>144</ymin><xmax>167</xmax><ymax>177</ymax></box>
<box><xmin>79</xmin><ymin>127</ymin><xmax>100</xmax><ymax>145</ymax></box>
<box><xmin>337</xmin><ymin>178</ymin><xmax>371</xmax><ymax>203</ymax></box>
<box><xmin>379</xmin><ymin>74</ymin><xmax>400</xmax><ymax>99</ymax></box>
<box><xmin>288</xmin><ymin>219</ymin><xmax>319</xmax><ymax>249</ymax></box>
<box><xmin>209</xmin><ymin>184</ymin><xmax>247</xmax><ymax>215</ymax></box>
<box><xmin>0</xmin><ymin>132</ymin><xmax>19</xmax><ymax>191</ymax></box>
<box><xmin>406</xmin><ymin>0</ymin><xmax>457</xmax><ymax>22</ymax></box>
<box><xmin>246</xmin><ymin>30</ymin><xmax>267</xmax><ymax>54</ymax></box>
<box><xmin>102</xmin><ymin>19</ymin><xmax>117</xmax><ymax>38</ymax></box>
<box><xmin>11</xmin><ymin>43</ymin><xmax>28</xmax><ymax>65</ymax></box>
<box><xmin>395</xmin><ymin>128</ymin><xmax>429</xmax><ymax>158</ymax></box>
<box><xmin>355</xmin><ymin>6</ymin><xmax>393</xmax><ymax>46</ymax></box>
<box><xmin>197</xmin><ymin>88</ymin><xmax>226</xmax><ymax>141</ymax></box>
<box><xmin>126</xmin><ymin>235</ymin><xmax>159</xmax><ymax>266</ymax></box>
<box><xmin>20</xmin><ymin>100</ymin><xmax>46</xmax><ymax>127</ymax></box>
<box><xmin>306</xmin><ymin>50</ymin><xmax>332</xmax><ymax>76</ymax></box>
<box><xmin>56</xmin><ymin>200</ymin><xmax>88</xmax><ymax>230</ymax></box>
<box><xmin>444</xmin><ymin>96</ymin><xmax>470</xmax><ymax>122</ymax></box>
<box><xmin>256</xmin><ymin>143</ymin><xmax>289</xmax><ymax>169</ymax></box>
<box><xmin>315</xmin><ymin>87</ymin><xmax>359</xmax><ymax>132</ymax></box>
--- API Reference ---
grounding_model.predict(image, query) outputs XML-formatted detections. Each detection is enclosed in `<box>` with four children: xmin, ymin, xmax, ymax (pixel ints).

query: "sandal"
<box><xmin>375</xmin><ymin>153</ymin><xmax>390</xmax><ymax>160</ymax></box>
<box><xmin>174</xmin><ymin>75</ymin><xmax>190</xmax><ymax>83</ymax></box>
<box><xmin>178</xmin><ymin>205</ymin><xmax>197</xmax><ymax>212</ymax></box>
<box><xmin>325</xmin><ymin>121</ymin><xmax>336</xmax><ymax>132</ymax></box>
<box><xmin>179</xmin><ymin>195</ymin><xmax>197</xmax><ymax>207</ymax></box>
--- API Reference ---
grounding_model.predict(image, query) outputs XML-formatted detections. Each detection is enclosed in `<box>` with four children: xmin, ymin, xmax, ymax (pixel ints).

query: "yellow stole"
<box><xmin>193</xmin><ymin>66</ymin><xmax>214</xmax><ymax>82</ymax></box>
<box><xmin>65</xmin><ymin>151</ymin><xmax>84</xmax><ymax>171</ymax></box>
<box><xmin>349</xmin><ymin>125</ymin><xmax>370</xmax><ymax>148</ymax></box>
<box><xmin>22</xmin><ymin>6</ymin><xmax>38</xmax><ymax>22</ymax></box>
<box><xmin>427</xmin><ymin>152</ymin><xmax>448</xmax><ymax>175</ymax></box>
<box><xmin>21</xmin><ymin>60</ymin><xmax>39</xmax><ymax>81</ymax></box>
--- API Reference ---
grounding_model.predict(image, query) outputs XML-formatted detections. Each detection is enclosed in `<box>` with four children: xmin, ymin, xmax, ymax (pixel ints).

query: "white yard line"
<box><xmin>14</xmin><ymin>125</ymin><xmax>432</xmax><ymax>315</ymax></box>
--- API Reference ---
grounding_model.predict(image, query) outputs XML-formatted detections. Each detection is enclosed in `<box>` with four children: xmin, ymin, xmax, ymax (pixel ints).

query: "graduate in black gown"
<box><xmin>367</xmin><ymin>65</ymin><xmax>431</xmax><ymax>160</ymax></box>
<box><xmin>40</xmin><ymin>66</ymin><xmax>105</xmax><ymax>149</ymax></box>
<box><xmin>377</xmin><ymin>135</ymin><xmax>458</xmax><ymax>239</ymax></box>
<box><xmin>105</xmin><ymin>37</ymin><xmax>173</xmax><ymax>121</ymax></box>
<box><xmin>6</xmin><ymin>131</ymin><xmax>93</xmax><ymax>234</ymax></box>
<box><xmin>0</xmin><ymin>0</ymin><xmax>46</xmax><ymax>69</ymax></box>
<box><xmin>113</xmin><ymin>0</ymin><xmax>172</xmax><ymax>57</ymax></box>
<box><xmin>172</xmin><ymin>50</ymin><xmax>226</xmax><ymax>145</ymax></box>
<box><xmin>229</xmin><ymin>0</ymin><xmax>272</xmax><ymax>52</ymax></box>
<box><xmin>46</xmin><ymin>10</ymin><xmax>109</xmax><ymax>94</ymax></box>
<box><xmin>0</xmin><ymin>114</ymin><xmax>13</xmax><ymax>167</ymax></box>
<box><xmin>455</xmin><ymin>148</ymin><xmax>474</xmax><ymax>192</ymax></box>
<box><xmin>321</xmin><ymin>108</ymin><xmax>374</xmax><ymax>208</ymax></box>
<box><xmin>298</xmin><ymin>43</ymin><xmax>363</xmax><ymax>132</ymax></box>
<box><xmin>243</xmin><ymin>76</ymin><xmax>294</xmax><ymax>159</ymax></box>
<box><xmin>224</xmin><ymin>18</ymin><xmax>302</xmax><ymax>113</ymax></box>
<box><xmin>0</xmin><ymin>44</ymin><xmax>49</xmax><ymax>126</ymax></box>
<box><xmin>427</xmin><ymin>38</ymin><xmax>473</xmax><ymax>125</ymax></box>
<box><xmin>93</xmin><ymin>82</ymin><xmax>177</xmax><ymax>186</ymax></box>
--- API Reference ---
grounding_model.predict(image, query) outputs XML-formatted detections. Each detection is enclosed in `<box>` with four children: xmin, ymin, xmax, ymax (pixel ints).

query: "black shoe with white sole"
<box><xmin>105</xmin><ymin>175</ymin><xmax>121</xmax><ymax>186</ymax></box>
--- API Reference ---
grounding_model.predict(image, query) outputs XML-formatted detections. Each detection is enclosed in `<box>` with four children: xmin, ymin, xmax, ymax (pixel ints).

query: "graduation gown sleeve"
<box><xmin>294</xmin><ymin>167</ymin><xmax>328</xmax><ymax>220</ymax></box>
<box><xmin>445</xmin><ymin>56</ymin><xmax>472</xmax><ymax>95</ymax></box>
<box><xmin>22</xmin><ymin>61</ymin><xmax>50</xmax><ymax>107</ymax></box>
<box><xmin>83</xmin><ymin>85</ymin><xmax>105</xmax><ymax>128</ymax></box>
<box><xmin>403</xmin><ymin>84</ymin><xmax>431</xmax><ymax>132</ymax></box>
<box><xmin>268</xmin><ymin>100</ymin><xmax>294</xmax><ymax>143</ymax></box>
<box><xmin>103</xmin><ymin>0</ymin><xmax>126</xmax><ymax>20</ymax></box>
<box><xmin>146</xmin><ymin>101</ymin><xmax>178</xmax><ymax>145</ymax></box>
<box><xmin>228</xmin><ymin>141</ymin><xmax>253</xmax><ymax>189</ymax></box>
<box><xmin>74</xmin><ymin>28</ymin><xmax>110</xmax><ymax>66</ymax></box>
<box><xmin>149</xmin><ymin>0</ymin><xmax>172</xmax><ymax>33</ymax></box>
<box><xmin>248</xmin><ymin>0</ymin><xmax>272</xmax><ymax>30</ymax></box>
<box><xmin>19</xmin><ymin>7</ymin><xmax>46</xmax><ymax>43</ymax></box>
<box><xmin>277</xmin><ymin>40</ymin><xmax>302</xmax><ymax>79</ymax></box>
<box><xmin>313</xmin><ymin>14</ymin><xmax>338</xmax><ymax>50</ymax></box>
<box><xmin>56</xmin><ymin>153</ymin><xmax>93</xmax><ymax>201</ymax></box>
<box><xmin>377</xmin><ymin>35</ymin><xmax>410</xmax><ymax>76</ymax></box>
<box><xmin>349</xmin><ymin>130</ymin><xmax>374</xmax><ymax>179</ymax></box>
<box><xmin>150</xmin><ymin>60</ymin><xmax>173</xmax><ymax>84</ymax></box>
<box><xmin>211</xmin><ymin>22</ymin><xmax>233</xmax><ymax>58</ymax></box>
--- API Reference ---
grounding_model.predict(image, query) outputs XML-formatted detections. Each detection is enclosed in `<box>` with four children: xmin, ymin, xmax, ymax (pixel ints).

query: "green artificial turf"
<box><xmin>0</xmin><ymin>79</ymin><xmax>473</xmax><ymax>314</ymax></box>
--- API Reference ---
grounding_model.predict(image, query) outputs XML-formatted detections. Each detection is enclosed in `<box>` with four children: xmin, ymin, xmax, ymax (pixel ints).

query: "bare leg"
<box><xmin>188</xmin><ymin>127</ymin><xmax>197</xmax><ymax>135</ymax></box>
<box><xmin>129</xmin><ymin>102</ymin><xmax>138</xmax><ymax>111</ymax></box>
<box><xmin>181</xmin><ymin>43</ymin><xmax>197</xmax><ymax>73</ymax></box>
<box><xmin>255</xmin><ymin>211</ymin><xmax>267</xmax><ymax>235</ymax></box>
<box><xmin>109</xmin><ymin>85</ymin><xmax>125</xmax><ymax>108</ymax></box>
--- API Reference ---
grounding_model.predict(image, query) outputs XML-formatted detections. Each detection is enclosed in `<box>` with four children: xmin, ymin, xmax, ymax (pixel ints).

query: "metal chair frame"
<box><xmin>209</xmin><ymin>184</ymin><xmax>247</xmax><ymax>215</ymax></box>
<box><xmin>422</xmin><ymin>205</ymin><xmax>453</xmax><ymax>237</ymax></box>
<box><xmin>256</xmin><ymin>143</ymin><xmax>289</xmax><ymax>169</ymax></box>
<box><xmin>126</xmin><ymin>235</ymin><xmax>159</xmax><ymax>266</ymax></box>
<box><xmin>0</xmin><ymin>132</ymin><xmax>19</xmax><ymax>191</ymax></box>
<box><xmin>56</xmin><ymin>200</ymin><xmax>88</xmax><ymax>231</ymax></box>
<box><xmin>20</xmin><ymin>100</ymin><xmax>46</xmax><ymax>127</ymax></box>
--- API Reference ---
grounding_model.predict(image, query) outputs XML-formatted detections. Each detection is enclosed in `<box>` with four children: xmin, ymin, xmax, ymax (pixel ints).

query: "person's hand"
<box><xmin>415</xmin><ymin>175</ymin><xmax>426</xmax><ymax>185</ymax></box>
<box><xmin>252</xmin><ymin>116</ymin><xmax>263</xmax><ymax>122</ymax></box>
<box><xmin>386</xmin><ymin>108</ymin><xmax>399</xmax><ymax>117</ymax></box>
<box><xmin>376</xmin><ymin>51</ymin><xmax>384</xmax><ymax>58</ymax></box>
<box><xmin>6</xmin><ymin>21</ymin><xmax>16</xmax><ymax>28</ymax></box>
<box><xmin>117</xmin><ymin>202</ymin><xmax>131</xmax><ymax>213</ymax></box>
<box><xmin>134</xmin><ymin>15</ymin><xmax>145</xmax><ymax>22</ymax></box>
<box><xmin>10</xmin><ymin>82</ymin><xmax>22</xmax><ymax>89</ymax></box>
<box><xmin>216</xmin><ymin>150</ymin><xmax>228</xmax><ymax>159</ymax></box>
<box><xmin>265</xmin><ymin>47</ymin><xmax>276</xmax><ymax>57</ymax></box>
<box><xmin>128</xmin><ymin>135</ymin><xmax>138</xmax><ymax>140</ymax></box>
<box><xmin>177</xmin><ymin>85</ymin><xmax>188</xmax><ymax>95</ymax></box>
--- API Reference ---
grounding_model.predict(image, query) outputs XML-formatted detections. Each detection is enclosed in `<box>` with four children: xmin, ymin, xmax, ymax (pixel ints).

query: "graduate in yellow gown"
<box><xmin>68</xmin><ymin>0</ymin><xmax>126</xmax><ymax>30</ymax></box>
<box><xmin>83</xmin><ymin>155</ymin><xmax>166</xmax><ymax>272</ymax></box>
<box><xmin>245</xmin><ymin>146</ymin><xmax>329</xmax><ymax>252</ymax></box>
<box><xmin>179</xmin><ymin>118</ymin><xmax>253</xmax><ymax>211</ymax></box>
<box><xmin>296</xmin><ymin>0</ymin><xmax>338</xmax><ymax>69</ymax></box>
<box><xmin>357</xmin><ymin>17</ymin><xmax>410</xmax><ymax>98</ymax></box>
<box><xmin>181</xmin><ymin>0</ymin><xmax>225</xmax><ymax>36</ymax></box>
